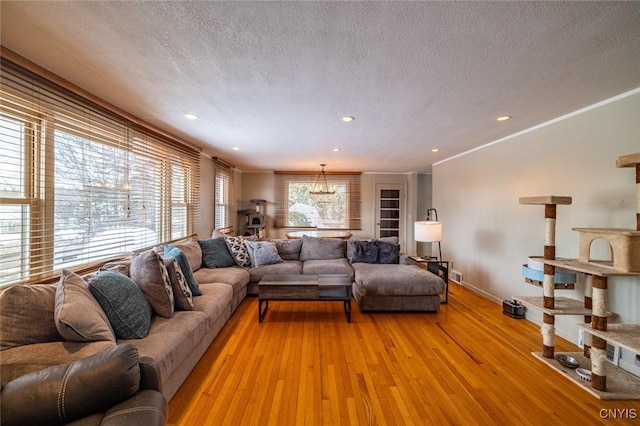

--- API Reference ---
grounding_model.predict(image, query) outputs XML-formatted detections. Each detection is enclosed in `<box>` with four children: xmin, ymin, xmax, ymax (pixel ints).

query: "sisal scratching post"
<box><xmin>519</xmin><ymin>196</ymin><xmax>571</xmax><ymax>360</ymax></box>
<box><xmin>591</xmin><ymin>275</ymin><xmax>608</xmax><ymax>391</ymax></box>
<box><xmin>583</xmin><ymin>275</ymin><xmax>593</xmax><ymax>358</ymax></box>
<box><xmin>542</xmin><ymin>203</ymin><xmax>557</xmax><ymax>358</ymax></box>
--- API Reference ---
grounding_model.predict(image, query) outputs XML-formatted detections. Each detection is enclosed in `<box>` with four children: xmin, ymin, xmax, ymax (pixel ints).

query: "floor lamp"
<box><xmin>414</xmin><ymin>208</ymin><xmax>442</xmax><ymax>262</ymax></box>
<box><xmin>414</xmin><ymin>208</ymin><xmax>448</xmax><ymax>304</ymax></box>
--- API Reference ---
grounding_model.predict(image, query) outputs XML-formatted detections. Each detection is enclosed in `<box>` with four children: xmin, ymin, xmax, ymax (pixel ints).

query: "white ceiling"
<box><xmin>1</xmin><ymin>1</ymin><xmax>639</xmax><ymax>173</ymax></box>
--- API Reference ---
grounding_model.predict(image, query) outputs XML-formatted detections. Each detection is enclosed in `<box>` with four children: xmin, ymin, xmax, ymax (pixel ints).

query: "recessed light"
<box><xmin>232</xmin><ymin>147</ymin><xmax>240</xmax><ymax>151</ymax></box>
<box><xmin>333</xmin><ymin>148</ymin><xmax>341</xmax><ymax>152</ymax></box>
<box><xmin>431</xmin><ymin>148</ymin><xmax>440</xmax><ymax>153</ymax></box>
<box><xmin>341</xmin><ymin>116</ymin><xmax>355</xmax><ymax>122</ymax></box>
<box><xmin>185</xmin><ymin>113</ymin><xmax>199</xmax><ymax>120</ymax></box>
<box><xmin>496</xmin><ymin>115</ymin><xmax>511</xmax><ymax>121</ymax></box>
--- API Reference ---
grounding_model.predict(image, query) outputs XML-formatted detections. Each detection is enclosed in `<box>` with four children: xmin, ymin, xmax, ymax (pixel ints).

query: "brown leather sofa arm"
<box><xmin>100</xmin><ymin>389</ymin><xmax>167</xmax><ymax>426</ymax></box>
<box><xmin>139</xmin><ymin>356</ymin><xmax>163</xmax><ymax>392</ymax></box>
<box><xmin>0</xmin><ymin>344</ymin><xmax>166</xmax><ymax>426</ymax></box>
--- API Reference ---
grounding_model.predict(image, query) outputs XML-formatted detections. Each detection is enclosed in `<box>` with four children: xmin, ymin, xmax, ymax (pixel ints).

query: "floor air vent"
<box><xmin>450</xmin><ymin>270</ymin><xmax>463</xmax><ymax>283</ymax></box>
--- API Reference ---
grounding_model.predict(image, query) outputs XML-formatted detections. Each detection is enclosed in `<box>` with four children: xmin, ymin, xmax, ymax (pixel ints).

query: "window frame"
<box><xmin>213</xmin><ymin>159</ymin><xmax>235</xmax><ymax>231</ymax></box>
<box><xmin>0</xmin><ymin>55</ymin><xmax>202</xmax><ymax>287</ymax></box>
<box><xmin>274</xmin><ymin>171</ymin><xmax>361</xmax><ymax>230</ymax></box>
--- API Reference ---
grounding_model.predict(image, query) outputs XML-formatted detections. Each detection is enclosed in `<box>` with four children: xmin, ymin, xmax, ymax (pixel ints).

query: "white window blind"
<box><xmin>214</xmin><ymin>159</ymin><xmax>235</xmax><ymax>230</ymax></box>
<box><xmin>274</xmin><ymin>171</ymin><xmax>361</xmax><ymax>230</ymax></box>
<box><xmin>0</xmin><ymin>56</ymin><xmax>200</xmax><ymax>286</ymax></box>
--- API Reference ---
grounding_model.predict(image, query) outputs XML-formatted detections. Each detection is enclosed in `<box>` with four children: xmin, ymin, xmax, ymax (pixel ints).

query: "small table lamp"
<box><xmin>414</xmin><ymin>208</ymin><xmax>442</xmax><ymax>261</ymax></box>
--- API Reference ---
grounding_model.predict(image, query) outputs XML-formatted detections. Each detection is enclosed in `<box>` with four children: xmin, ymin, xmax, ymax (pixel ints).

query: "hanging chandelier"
<box><xmin>310</xmin><ymin>163</ymin><xmax>336</xmax><ymax>195</ymax></box>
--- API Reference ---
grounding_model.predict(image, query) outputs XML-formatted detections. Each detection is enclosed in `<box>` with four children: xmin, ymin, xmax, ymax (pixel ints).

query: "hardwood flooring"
<box><xmin>168</xmin><ymin>284</ymin><xmax>639</xmax><ymax>425</ymax></box>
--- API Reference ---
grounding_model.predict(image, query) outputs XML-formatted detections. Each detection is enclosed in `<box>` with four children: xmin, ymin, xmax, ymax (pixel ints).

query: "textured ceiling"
<box><xmin>1</xmin><ymin>1</ymin><xmax>639</xmax><ymax>173</ymax></box>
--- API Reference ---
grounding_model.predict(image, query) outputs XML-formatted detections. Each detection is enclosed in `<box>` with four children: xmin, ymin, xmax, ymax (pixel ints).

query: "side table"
<box><xmin>408</xmin><ymin>256</ymin><xmax>449</xmax><ymax>304</ymax></box>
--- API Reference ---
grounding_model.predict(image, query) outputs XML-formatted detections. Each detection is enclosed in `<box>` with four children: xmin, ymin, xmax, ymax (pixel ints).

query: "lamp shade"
<box><xmin>414</xmin><ymin>221</ymin><xmax>442</xmax><ymax>242</ymax></box>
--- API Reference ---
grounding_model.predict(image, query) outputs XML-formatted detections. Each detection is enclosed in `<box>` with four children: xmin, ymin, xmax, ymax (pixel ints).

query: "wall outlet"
<box><xmin>606</xmin><ymin>343</ymin><xmax>620</xmax><ymax>366</ymax></box>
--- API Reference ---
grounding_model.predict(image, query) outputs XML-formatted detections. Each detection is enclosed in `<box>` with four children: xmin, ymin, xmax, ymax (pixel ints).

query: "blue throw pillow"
<box><xmin>351</xmin><ymin>240</ymin><xmax>379</xmax><ymax>264</ymax></box>
<box><xmin>164</xmin><ymin>246</ymin><xmax>202</xmax><ymax>296</ymax></box>
<box><xmin>88</xmin><ymin>270</ymin><xmax>152</xmax><ymax>339</ymax></box>
<box><xmin>377</xmin><ymin>240</ymin><xmax>400</xmax><ymax>264</ymax></box>
<box><xmin>198</xmin><ymin>237</ymin><xmax>236</xmax><ymax>268</ymax></box>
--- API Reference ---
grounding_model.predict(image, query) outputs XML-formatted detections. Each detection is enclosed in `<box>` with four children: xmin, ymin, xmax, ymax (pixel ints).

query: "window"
<box><xmin>0</xmin><ymin>56</ymin><xmax>200</xmax><ymax>286</ymax></box>
<box><xmin>274</xmin><ymin>172</ymin><xmax>361</xmax><ymax>230</ymax></box>
<box><xmin>0</xmin><ymin>113</ymin><xmax>32</xmax><ymax>283</ymax></box>
<box><xmin>214</xmin><ymin>159</ymin><xmax>234</xmax><ymax>230</ymax></box>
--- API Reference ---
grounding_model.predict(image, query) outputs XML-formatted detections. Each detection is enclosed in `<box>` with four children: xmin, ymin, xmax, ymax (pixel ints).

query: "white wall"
<box><xmin>433</xmin><ymin>90</ymin><xmax>640</xmax><ymax>372</ymax></box>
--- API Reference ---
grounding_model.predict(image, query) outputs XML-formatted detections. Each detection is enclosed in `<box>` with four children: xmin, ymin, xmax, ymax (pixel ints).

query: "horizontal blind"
<box><xmin>214</xmin><ymin>159</ymin><xmax>235</xmax><ymax>230</ymax></box>
<box><xmin>0</xmin><ymin>57</ymin><xmax>200</xmax><ymax>286</ymax></box>
<box><xmin>274</xmin><ymin>172</ymin><xmax>361</xmax><ymax>230</ymax></box>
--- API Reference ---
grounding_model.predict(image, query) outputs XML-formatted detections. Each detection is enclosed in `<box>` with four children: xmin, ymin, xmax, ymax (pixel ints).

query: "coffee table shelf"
<box><xmin>258</xmin><ymin>274</ymin><xmax>352</xmax><ymax>323</ymax></box>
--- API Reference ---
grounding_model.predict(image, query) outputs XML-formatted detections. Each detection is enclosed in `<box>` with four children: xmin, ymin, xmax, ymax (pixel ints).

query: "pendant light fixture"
<box><xmin>310</xmin><ymin>163</ymin><xmax>336</xmax><ymax>195</ymax></box>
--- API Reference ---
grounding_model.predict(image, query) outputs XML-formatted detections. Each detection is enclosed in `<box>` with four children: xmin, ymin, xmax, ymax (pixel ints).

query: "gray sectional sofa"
<box><xmin>0</xmin><ymin>234</ymin><xmax>444</xmax><ymax>424</ymax></box>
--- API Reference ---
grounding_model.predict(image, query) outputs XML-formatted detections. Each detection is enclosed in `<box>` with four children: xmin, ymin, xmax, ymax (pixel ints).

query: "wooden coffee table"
<box><xmin>258</xmin><ymin>274</ymin><xmax>352</xmax><ymax>323</ymax></box>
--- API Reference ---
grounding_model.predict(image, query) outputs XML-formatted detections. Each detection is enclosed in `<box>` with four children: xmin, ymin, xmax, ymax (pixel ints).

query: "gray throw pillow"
<box><xmin>163</xmin><ymin>257</ymin><xmax>194</xmax><ymax>311</ymax></box>
<box><xmin>169</xmin><ymin>239</ymin><xmax>203</xmax><ymax>273</ymax></box>
<box><xmin>55</xmin><ymin>270</ymin><xmax>115</xmax><ymax>343</ymax></box>
<box><xmin>130</xmin><ymin>250</ymin><xmax>174</xmax><ymax>318</ymax></box>
<box><xmin>248</xmin><ymin>241</ymin><xmax>284</xmax><ymax>267</ymax></box>
<box><xmin>275</xmin><ymin>239</ymin><xmax>302</xmax><ymax>260</ymax></box>
<box><xmin>199</xmin><ymin>237</ymin><xmax>236</xmax><ymax>268</ymax></box>
<box><xmin>299</xmin><ymin>236</ymin><xmax>346</xmax><ymax>261</ymax></box>
<box><xmin>351</xmin><ymin>240</ymin><xmax>379</xmax><ymax>264</ymax></box>
<box><xmin>164</xmin><ymin>246</ymin><xmax>202</xmax><ymax>296</ymax></box>
<box><xmin>88</xmin><ymin>270</ymin><xmax>153</xmax><ymax>339</ymax></box>
<box><xmin>0</xmin><ymin>284</ymin><xmax>62</xmax><ymax>350</ymax></box>
<box><xmin>377</xmin><ymin>240</ymin><xmax>400</xmax><ymax>264</ymax></box>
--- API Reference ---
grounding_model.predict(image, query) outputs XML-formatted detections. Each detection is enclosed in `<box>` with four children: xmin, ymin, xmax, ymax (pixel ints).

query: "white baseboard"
<box><xmin>458</xmin><ymin>280</ymin><xmax>503</xmax><ymax>304</ymax></box>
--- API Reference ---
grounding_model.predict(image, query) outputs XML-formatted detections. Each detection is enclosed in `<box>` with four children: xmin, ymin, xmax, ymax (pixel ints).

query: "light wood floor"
<box><xmin>168</xmin><ymin>284</ymin><xmax>639</xmax><ymax>425</ymax></box>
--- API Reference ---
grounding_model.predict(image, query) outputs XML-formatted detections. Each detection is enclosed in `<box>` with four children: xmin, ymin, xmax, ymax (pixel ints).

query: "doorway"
<box><xmin>375</xmin><ymin>183</ymin><xmax>406</xmax><ymax>253</ymax></box>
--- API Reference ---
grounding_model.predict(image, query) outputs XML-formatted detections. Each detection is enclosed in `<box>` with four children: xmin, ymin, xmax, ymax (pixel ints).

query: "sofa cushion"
<box><xmin>352</xmin><ymin>263</ymin><xmax>445</xmax><ymax>296</ymax></box>
<box><xmin>299</xmin><ymin>236</ymin><xmax>346</xmax><ymax>261</ymax></box>
<box><xmin>348</xmin><ymin>240</ymin><xmax>379</xmax><ymax>264</ymax></box>
<box><xmin>164</xmin><ymin>246</ymin><xmax>202</xmax><ymax>296</ymax></box>
<box><xmin>248</xmin><ymin>241</ymin><xmax>284</xmax><ymax>267</ymax></box>
<box><xmin>249</xmin><ymin>261</ymin><xmax>303</xmax><ymax>283</ymax></box>
<box><xmin>169</xmin><ymin>239</ymin><xmax>203</xmax><ymax>273</ymax></box>
<box><xmin>302</xmin><ymin>258</ymin><xmax>354</xmax><ymax>280</ymax></box>
<box><xmin>131</xmin><ymin>251</ymin><xmax>175</xmax><ymax>318</ymax></box>
<box><xmin>0</xmin><ymin>284</ymin><xmax>62</xmax><ymax>351</ymax></box>
<box><xmin>88</xmin><ymin>270</ymin><xmax>153</xmax><ymax>339</ymax></box>
<box><xmin>163</xmin><ymin>257</ymin><xmax>194</xmax><ymax>311</ymax></box>
<box><xmin>274</xmin><ymin>239</ymin><xmax>302</xmax><ymax>260</ymax></box>
<box><xmin>55</xmin><ymin>270</ymin><xmax>116</xmax><ymax>343</ymax></box>
<box><xmin>225</xmin><ymin>236</ymin><xmax>252</xmax><ymax>267</ymax></box>
<box><xmin>199</xmin><ymin>237</ymin><xmax>236</xmax><ymax>268</ymax></box>
<box><xmin>192</xmin><ymin>283</ymin><xmax>234</xmax><ymax>328</ymax></box>
<box><xmin>192</xmin><ymin>266</ymin><xmax>250</xmax><ymax>298</ymax></box>
<box><xmin>119</xmin><ymin>311</ymin><xmax>210</xmax><ymax>388</ymax></box>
